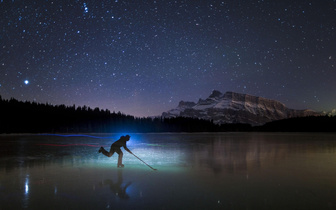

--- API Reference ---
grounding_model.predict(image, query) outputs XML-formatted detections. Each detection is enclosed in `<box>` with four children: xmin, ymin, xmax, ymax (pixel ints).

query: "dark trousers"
<box><xmin>101</xmin><ymin>146</ymin><xmax>123</xmax><ymax>166</ymax></box>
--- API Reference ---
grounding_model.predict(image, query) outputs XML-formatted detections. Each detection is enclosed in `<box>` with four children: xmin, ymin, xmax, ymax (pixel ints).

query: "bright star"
<box><xmin>83</xmin><ymin>3</ymin><xmax>88</xmax><ymax>13</ymax></box>
<box><xmin>24</xmin><ymin>80</ymin><xmax>29</xmax><ymax>85</ymax></box>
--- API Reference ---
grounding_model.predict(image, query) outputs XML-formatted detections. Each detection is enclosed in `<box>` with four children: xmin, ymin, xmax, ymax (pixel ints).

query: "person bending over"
<box><xmin>98</xmin><ymin>135</ymin><xmax>132</xmax><ymax>168</ymax></box>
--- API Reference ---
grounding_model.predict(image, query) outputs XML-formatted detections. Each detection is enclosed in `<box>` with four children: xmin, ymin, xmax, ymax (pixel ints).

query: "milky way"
<box><xmin>1</xmin><ymin>0</ymin><xmax>335</xmax><ymax>117</ymax></box>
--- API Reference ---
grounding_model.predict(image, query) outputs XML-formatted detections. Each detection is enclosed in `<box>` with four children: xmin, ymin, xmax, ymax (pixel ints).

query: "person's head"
<box><xmin>125</xmin><ymin>135</ymin><xmax>130</xmax><ymax>141</ymax></box>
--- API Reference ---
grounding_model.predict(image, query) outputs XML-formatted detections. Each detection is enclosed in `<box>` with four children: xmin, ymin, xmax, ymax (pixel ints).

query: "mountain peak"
<box><xmin>209</xmin><ymin>90</ymin><xmax>223</xmax><ymax>98</ymax></box>
<box><xmin>162</xmin><ymin>90</ymin><xmax>320</xmax><ymax>125</ymax></box>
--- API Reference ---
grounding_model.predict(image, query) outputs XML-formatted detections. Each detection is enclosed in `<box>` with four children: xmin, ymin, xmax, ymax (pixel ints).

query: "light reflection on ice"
<box><xmin>1</xmin><ymin>133</ymin><xmax>336</xmax><ymax>210</ymax></box>
<box><xmin>128</xmin><ymin>147</ymin><xmax>185</xmax><ymax>166</ymax></box>
<box><xmin>25</xmin><ymin>180</ymin><xmax>29</xmax><ymax>194</ymax></box>
<box><xmin>23</xmin><ymin>175</ymin><xmax>30</xmax><ymax>208</ymax></box>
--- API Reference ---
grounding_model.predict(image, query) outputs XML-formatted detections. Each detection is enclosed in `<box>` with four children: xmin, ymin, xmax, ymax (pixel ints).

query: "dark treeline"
<box><xmin>0</xmin><ymin>96</ymin><xmax>251</xmax><ymax>133</ymax></box>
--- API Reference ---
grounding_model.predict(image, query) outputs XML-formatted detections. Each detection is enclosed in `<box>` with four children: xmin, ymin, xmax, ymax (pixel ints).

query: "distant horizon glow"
<box><xmin>38</xmin><ymin>134</ymin><xmax>113</xmax><ymax>139</ymax></box>
<box><xmin>1</xmin><ymin>1</ymin><xmax>336</xmax><ymax>117</ymax></box>
<box><xmin>37</xmin><ymin>143</ymin><xmax>106</xmax><ymax>148</ymax></box>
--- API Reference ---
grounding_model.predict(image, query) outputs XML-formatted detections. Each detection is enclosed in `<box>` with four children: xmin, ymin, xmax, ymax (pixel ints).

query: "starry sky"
<box><xmin>1</xmin><ymin>0</ymin><xmax>336</xmax><ymax>117</ymax></box>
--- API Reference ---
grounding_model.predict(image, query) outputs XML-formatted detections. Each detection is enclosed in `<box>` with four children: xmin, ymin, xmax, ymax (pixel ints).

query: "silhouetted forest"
<box><xmin>0</xmin><ymin>96</ymin><xmax>251</xmax><ymax>133</ymax></box>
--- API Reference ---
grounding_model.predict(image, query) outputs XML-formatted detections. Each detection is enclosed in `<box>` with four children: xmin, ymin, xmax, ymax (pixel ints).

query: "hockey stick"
<box><xmin>131</xmin><ymin>153</ymin><xmax>157</xmax><ymax>171</ymax></box>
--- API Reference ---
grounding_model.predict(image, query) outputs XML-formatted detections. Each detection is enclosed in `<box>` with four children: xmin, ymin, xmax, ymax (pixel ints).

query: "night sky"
<box><xmin>1</xmin><ymin>0</ymin><xmax>335</xmax><ymax>117</ymax></box>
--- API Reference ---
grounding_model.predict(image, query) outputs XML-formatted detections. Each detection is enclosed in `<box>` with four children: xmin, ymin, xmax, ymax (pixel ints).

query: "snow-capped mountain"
<box><xmin>162</xmin><ymin>90</ymin><xmax>320</xmax><ymax>125</ymax></box>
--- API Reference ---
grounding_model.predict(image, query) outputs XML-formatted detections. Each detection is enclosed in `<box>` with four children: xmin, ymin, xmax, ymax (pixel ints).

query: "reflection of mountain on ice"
<box><xmin>162</xmin><ymin>90</ymin><xmax>320</xmax><ymax>125</ymax></box>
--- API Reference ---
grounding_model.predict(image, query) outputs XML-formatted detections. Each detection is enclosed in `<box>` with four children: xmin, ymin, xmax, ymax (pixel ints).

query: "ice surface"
<box><xmin>1</xmin><ymin>133</ymin><xmax>336</xmax><ymax>209</ymax></box>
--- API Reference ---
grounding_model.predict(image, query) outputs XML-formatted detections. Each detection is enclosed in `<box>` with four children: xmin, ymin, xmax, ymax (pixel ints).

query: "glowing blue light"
<box><xmin>24</xmin><ymin>80</ymin><xmax>29</xmax><ymax>85</ymax></box>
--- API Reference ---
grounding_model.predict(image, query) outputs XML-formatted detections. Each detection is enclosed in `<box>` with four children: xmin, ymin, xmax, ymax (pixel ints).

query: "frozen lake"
<box><xmin>1</xmin><ymin>133</ymin><xmax>336</xmax><ymax>209</ymax></box>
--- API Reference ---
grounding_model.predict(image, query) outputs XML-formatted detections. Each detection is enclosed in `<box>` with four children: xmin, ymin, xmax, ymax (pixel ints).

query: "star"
<box><xmin>0</xmin><ymin>1</ymin><xmax>335</xmax><ymax>117</ymax></box>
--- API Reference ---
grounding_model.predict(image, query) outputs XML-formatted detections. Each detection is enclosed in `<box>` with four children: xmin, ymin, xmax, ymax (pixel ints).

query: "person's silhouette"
<box><xmin>100</xmin><ymin>170</ymin><xmax>132</xmax><ymax>199</ymax></box>
<box><xmin>98</xmin><ymin>135</ymin><xmax>133</xmax><ymax>167</ymax></box>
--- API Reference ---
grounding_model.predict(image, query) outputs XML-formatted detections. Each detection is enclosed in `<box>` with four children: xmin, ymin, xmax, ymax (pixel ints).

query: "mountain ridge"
<box><xmin>162</xmin><ymin>90</ymin><xmax>320</xmax><ymax>125</ymax></box>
